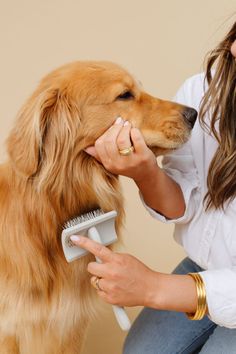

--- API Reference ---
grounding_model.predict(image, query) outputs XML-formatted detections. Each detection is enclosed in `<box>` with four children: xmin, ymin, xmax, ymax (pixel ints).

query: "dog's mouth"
<box><xmin>148</xmin><ymin>145</ymin><xmax>176</xmax><ymax>156</ymax></box>
<box><xmin>141</xmin><ymin>128</ymin><xmax>191</xmax><ymax>156</ymax></box>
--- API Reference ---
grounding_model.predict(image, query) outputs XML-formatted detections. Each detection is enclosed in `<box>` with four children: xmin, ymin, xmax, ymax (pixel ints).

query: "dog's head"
<box><xmin>7</xmin><ymin>61</ymin><xmax>196</xmax><ymax>206</ymax></box>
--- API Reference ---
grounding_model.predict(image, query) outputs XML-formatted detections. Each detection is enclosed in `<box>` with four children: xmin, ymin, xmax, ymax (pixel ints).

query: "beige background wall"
<box><xmin>0</xmin><ymin>1</ymin><xmax>235</xmax><ymax>353</ymax></box>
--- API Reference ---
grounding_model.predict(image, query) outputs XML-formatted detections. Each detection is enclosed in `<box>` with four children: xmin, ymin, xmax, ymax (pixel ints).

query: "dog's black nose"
<box><xmin>183</xmin><ymin>107</ymin><xmax>197</xmax><ymax>128</ymax></box>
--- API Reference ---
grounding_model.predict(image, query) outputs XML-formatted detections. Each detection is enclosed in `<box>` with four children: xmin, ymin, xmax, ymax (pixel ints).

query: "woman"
<box><xmin>71</xmin><ymin>22</ymin><xmax>236</xmax><ymax>353</ymax></box>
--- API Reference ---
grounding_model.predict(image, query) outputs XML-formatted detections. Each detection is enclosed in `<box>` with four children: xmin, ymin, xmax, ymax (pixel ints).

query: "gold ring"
<box><xmin>91</xmin><ymin>276</ymin><xmax>102</xmax><ymax>291</ymax></box>
<box><xmin>119</xmin><ymin>146</ymin><xmax>134</xmax><ymax>156</ymax></box>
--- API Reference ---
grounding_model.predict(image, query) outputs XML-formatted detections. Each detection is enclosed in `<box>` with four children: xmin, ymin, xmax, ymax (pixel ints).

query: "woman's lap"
<box><xmin>123</xmin><ymin>257</ymin><xmax>236</xmax><ymax>354</ymax></box>
<box><xmin>123</xmin><ymin>307</ymin><xmax>215</xmax><ymax>354</ymax></box>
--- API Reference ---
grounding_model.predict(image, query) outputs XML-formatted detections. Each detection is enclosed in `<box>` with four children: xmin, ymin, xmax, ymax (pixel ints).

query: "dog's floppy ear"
<box><xmin>7</xmin><ymin>87</ymin><xmax>80</xmax><ymax>179</ymax></box>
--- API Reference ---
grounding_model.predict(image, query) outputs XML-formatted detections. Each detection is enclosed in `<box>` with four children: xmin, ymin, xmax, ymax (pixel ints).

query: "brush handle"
<box><xmin>88</xmin><ymin>227</ymin><xmax>131</xmax><ymax>331</ymax></box>
<box><xmin>111</xmin><ymin>304</ymin><xmax>131</xmax><ymax>331</ymax></box>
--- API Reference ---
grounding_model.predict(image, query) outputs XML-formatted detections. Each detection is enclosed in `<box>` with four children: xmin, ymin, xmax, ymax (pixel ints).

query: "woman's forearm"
<box><xmin>134</xmin><ymin>164</ymin><xmax>186</xmax><ymax>219</ymax></box>
<box><xmin>145</xmin><ymin>271</ymin><xmax>198</xmax><ymax>314</ymax></box>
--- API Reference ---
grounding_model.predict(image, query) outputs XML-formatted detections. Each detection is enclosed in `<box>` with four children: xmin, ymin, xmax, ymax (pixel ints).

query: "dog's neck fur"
<box><xmin>0</xmin><ymin>156</ymin><xmax>124</xmax><ymax>291</ymax></box>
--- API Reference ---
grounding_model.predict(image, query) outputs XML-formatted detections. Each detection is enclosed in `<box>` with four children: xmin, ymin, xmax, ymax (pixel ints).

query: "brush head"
<box><xmin>61</xmin><ymin>209</ymin><xmax>118</xmax><ymax>262</ymax></box>
<box><xmin>64</xmin><ymin>209</ymin><xmax>104</xmax><ymax>229</ymax></box>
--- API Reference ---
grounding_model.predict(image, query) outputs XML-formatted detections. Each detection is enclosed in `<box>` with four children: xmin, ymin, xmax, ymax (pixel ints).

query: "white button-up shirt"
<box><xmin>143</xmin><ymin>73</ymin><xmax>236</xmax><ymax>328</ymax></box>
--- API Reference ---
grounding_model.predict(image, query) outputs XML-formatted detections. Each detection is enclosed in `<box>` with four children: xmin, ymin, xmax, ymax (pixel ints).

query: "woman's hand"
<box><xmin>70</xmin><ymin>236</ymin><xmax>198</xmax><ymax>313</ymax></box>
<box><xmin>70</xmin><ymin>235</ymin><xmax>157</xmax><ymax>307</ymax></box>
<box><xmin>85</xmin><ymin>117</ymin><xmax>157</xmax><ymax>183</ymax></box>
<box><xmin>85</xmin><ymin>116</ymin><xmax>185</xmax><ymax>222</ymax></box>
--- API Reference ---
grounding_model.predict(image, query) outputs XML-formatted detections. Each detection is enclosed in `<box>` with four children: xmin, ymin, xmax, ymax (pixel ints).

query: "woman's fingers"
<box><xmin>90</xmin><ymin>275</ymin><xmax>106</xmax><ymax>291</ymax></box>
<box><xmin>84</xmin><ymin>118</ymin><xmax>155</xmax><ymax>179</ymax></box>
<box><xmin>87</xmin><ymin>117</ymin><xmax>124</xmax><ymax>164</ymax></box>
<box><xmin>103</xmin><ymin>117</ymin><xmax>126</xmax><ymax>157</ymax></box>
<box><xmin>87</xmin><ymin>261</ymin><xmax>109</xmax><ymax>278</ymax></box>
<box><xmin>71</xmin><ymin>234</ymin><xmax>155</xmax><ymax>307</ymax></box>
<box><xmin>85</xmin><ymin>118</ymin><xmax>135</xmax><ymax>163</ymax></box>
<box><xmin>115</xmin><ymin>121</ymin><xmax>133</xmax><ymax>151</ymax></box>
<box><xmin>131</xmin><ymin>127</ymin><xmax>149</xmax><ymax>154</ymax></box>
<box><xmin>70</xmin><ymin>235</ymin><xmax>114</xmax><ymax>263</ymax></box>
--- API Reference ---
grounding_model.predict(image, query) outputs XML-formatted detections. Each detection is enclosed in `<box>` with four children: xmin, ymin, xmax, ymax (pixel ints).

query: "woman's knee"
<box><xmin>122</xmin><ymin>307</ymin><xmax>170</xmax><ymax>354</ymax></box>
<box><xmin>199</xmin><ymin>326</ymin><xmax>236</xmax><ymax>353</ymax></box>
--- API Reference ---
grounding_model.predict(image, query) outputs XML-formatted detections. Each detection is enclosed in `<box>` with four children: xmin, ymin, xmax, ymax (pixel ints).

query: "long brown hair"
<box><xmin>199</xmin><ymin>21</ymin><xmax>236</xmax><ymax>210</ymax></box>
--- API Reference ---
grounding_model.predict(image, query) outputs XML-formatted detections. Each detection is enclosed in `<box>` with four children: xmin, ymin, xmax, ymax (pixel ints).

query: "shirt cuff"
<box><xmin>200</xmin><ymin>268</ymin><xmax>236</xmax><ymax>328</ymax></box>
<box><xmin>139</xmin><ymin>177</ymin><xmax>199</xmax><ymax>224</ymax></box>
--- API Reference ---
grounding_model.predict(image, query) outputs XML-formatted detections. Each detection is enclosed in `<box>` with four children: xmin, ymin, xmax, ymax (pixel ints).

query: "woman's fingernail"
<box><xmin>115</xmin><ymin>116</ymin><xmax>123</xmax><ymax>125</ymax></box>
<box><xmin>70</xmin><ymin>235</ymin><xmax>80</xmax><ymax>243</ymax></box>
<box><xmin>124</xmin><ymin>121</ymin><xmax>130</xmax><ymax>127</ymax></box>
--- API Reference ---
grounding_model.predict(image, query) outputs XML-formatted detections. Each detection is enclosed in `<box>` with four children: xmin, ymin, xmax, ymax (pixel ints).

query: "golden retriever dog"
<box><xmin>0</xmin><ymin>61</ymin><xmax>196</xmax><ymax>353</ymax></box>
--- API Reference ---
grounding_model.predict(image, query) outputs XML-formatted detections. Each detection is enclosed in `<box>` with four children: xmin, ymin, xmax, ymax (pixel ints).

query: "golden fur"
<box><xmin>0</xmin><ymin>61</ymin><xmax>193</xmax><ymax>353</ymax></box>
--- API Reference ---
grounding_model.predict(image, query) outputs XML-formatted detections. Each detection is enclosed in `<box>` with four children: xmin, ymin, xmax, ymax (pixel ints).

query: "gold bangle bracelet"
<box><xmin>186</xmin><ymin>273</ymin><xmax>207</xmax><ymax>321</ymax></box>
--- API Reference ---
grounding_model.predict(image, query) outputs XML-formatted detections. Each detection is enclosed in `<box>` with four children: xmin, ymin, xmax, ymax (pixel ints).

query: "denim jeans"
<box><xmin>123</xmin><ymin>257</ymin><xmax>236</xmax><ymax>354</ymax></box>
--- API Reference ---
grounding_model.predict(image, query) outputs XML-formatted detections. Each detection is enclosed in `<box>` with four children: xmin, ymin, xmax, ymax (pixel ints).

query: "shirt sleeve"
<box><xmin>140</xmin><ymin>77</ymin><xmax>201</xmax><ymax>224</ymax></box>
<box><xmin>200</xmin><ymin>268</ymin><xmax>236</xmax><ymax>328</ymax></box>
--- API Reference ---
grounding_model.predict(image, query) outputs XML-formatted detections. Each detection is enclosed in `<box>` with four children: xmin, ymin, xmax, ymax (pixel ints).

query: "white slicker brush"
<box><xmin>61</xmin><ymin>209</ymin><xmax>131</xmax><ymax>331</ymax></box>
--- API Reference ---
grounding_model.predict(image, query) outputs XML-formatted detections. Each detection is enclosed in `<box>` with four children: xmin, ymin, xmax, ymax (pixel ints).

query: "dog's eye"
<box><xmin>116</xmin><ymin>91</ymin><xmax>134</xmax><ymax>100</ymax></box>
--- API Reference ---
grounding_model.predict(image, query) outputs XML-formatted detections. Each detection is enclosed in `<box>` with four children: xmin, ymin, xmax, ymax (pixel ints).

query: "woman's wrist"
<box><xmin>143</xmin><ymin>272</ymin><xmax>198</xmax><ymax>314</ymax></box>
<box><xmin>132</xmin><ymin>157</ymin><xmax>160</xmax><ymax>185</ymax></box>
<box><xmin>134</xmin><ymin>163</ymin><xmax>186</xmax><ymax>219</ymax></box>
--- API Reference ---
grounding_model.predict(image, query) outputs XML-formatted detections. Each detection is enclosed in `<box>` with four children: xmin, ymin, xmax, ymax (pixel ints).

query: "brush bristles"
<box><xmin>64</xmin><ymin>208</ymin><xmax>104</xmax><ymax>229</ymax></box>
